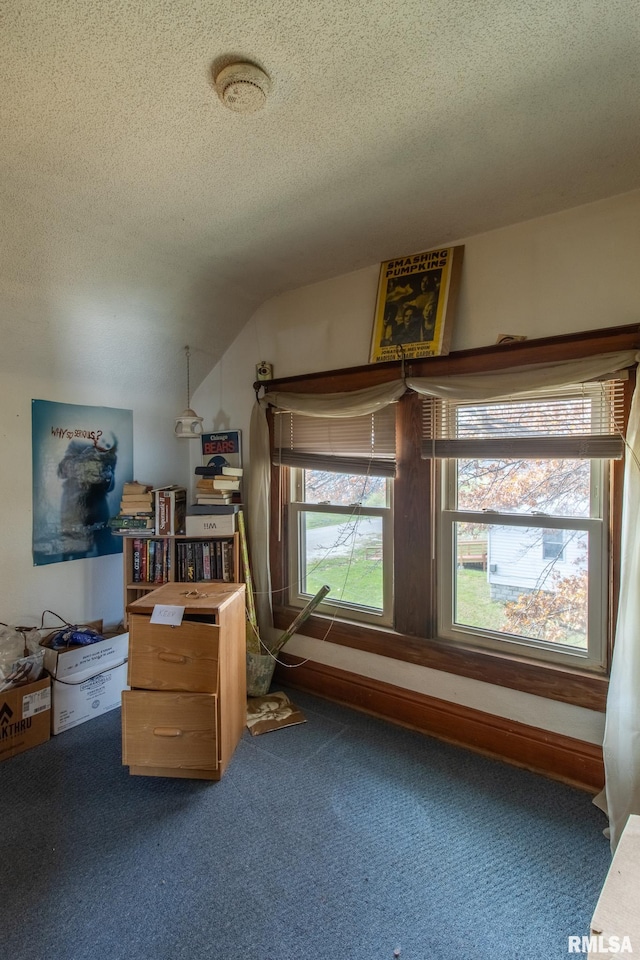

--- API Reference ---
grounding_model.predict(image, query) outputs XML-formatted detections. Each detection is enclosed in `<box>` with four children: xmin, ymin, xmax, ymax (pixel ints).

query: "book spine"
<box><xmin>153</xmin><ymin>540</ymin><xmax>162</xmax><ymax>583</ymax></box>
<box><xmin>156</xmin><ymin>491</ymin><xmax>169</xmax><ymax>536</ymax></box>
<box><xmin>147</xmin><ymin>540</ymin><xmax>155</xmax><ymax>582</ymax></box>
<box><xmin>132</xmin><ymin>539</ymin><xmax>142</xmax><ymax>582</ymax></box>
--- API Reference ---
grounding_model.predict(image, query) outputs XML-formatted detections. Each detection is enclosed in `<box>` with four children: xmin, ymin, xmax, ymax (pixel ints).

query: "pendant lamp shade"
<box><xmin>175</xmin><ymin>346</ymin><xmax>204</xmax><ymax>438</ymax></box>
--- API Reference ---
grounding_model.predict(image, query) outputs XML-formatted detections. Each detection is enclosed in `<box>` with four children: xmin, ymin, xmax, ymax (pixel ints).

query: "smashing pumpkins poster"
<box><xmin>32</xmin><ymin>400</ymin><xmax>133</xmax><ymax>565</ymax></box>
<box><xmin>369</xmin><ymin>244</ymin><xmax>464</xmax><ymax>363</ymax></box>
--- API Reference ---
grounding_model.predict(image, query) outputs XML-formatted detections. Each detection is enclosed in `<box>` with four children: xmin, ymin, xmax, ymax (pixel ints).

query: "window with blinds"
<box><xmin>421</xmin><ymin>379</ymin><xmax>626</xmax><ymax>460</ymax></box>
<box><xmin>431</xmin><ymin>378</ymin><xmax>628</xmax><ymax>670</ymax></box>
<box><xmin>273</xmin><ymin>406</ymin><xmax>396</xmax><ymax>476</ymax></box>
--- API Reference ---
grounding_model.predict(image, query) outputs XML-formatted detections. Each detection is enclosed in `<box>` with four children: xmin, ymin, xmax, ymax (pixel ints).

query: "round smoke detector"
<box><xmin>214</xmin><ymin>62</ymin><xmax>271</xmax><ymax>113</ymax></box>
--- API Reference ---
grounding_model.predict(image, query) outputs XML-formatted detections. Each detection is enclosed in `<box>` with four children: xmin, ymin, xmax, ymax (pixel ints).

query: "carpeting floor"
<box><xmin>0</xmin><ymin>687</ymin><xmax>611</xmax><ymax>960</ymax></box>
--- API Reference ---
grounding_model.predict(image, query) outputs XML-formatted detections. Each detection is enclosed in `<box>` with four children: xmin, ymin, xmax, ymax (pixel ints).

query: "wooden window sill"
<box><xmin>272</xmin><ymin>606</ymin><xmax>608</xmax><ymax>712</ymax></box>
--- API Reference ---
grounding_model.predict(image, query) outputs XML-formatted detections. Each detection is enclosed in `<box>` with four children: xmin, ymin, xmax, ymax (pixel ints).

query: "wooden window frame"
<box><xmin>268</xmin><ymin>323</ymin><xmax>640</xmax><ymax>712</ymax></box>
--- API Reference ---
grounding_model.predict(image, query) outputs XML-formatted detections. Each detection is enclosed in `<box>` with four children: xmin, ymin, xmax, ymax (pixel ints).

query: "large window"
<box><xmin>267</xmin><ymin>329</ymin><xmax>636</xmax><ymax>700</ymax></box>
<box><xmin>274</xmin><ymin>406</ymin><xmax>395</xmax><ymax>625</ymax></box>
<box><xmin>288</xmin><ymin>469</ymin><xmax>393</xmax><ymax>624</ymax></box>
<box><xmin>432</xmin><ymin>382</ymin><xmax>625</xmax><ymax>670</ymax></box>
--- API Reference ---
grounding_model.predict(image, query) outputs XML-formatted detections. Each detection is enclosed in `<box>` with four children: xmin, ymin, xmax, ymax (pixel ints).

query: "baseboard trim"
<box><xmin>274</xmin><ymin>656</ymin><xmax>604</xmax><ymax>793</ymax></box>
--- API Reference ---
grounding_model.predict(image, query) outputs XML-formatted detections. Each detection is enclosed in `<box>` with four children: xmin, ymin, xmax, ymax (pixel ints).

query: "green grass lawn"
<box><xmin>305</xmin><ymin>512</ymin><xmax>351</xmax><ymax>530</ymax></box>
<box><xmin>302</xmin><ymin>537</ymin><xmax>584</xmax><ymax>649</ymax></box>
<box><xmin>303</xmin><ymin>548</ymin><xmax>499</xmax><ymax>616</ymax></box>
<box><xmin>454</xmin><ymin>568</ymin><xmax>586</xmax><ymax>647</ymax></box>
<box><xmin>454</xmin><ymin>568</ymin><xmax>507</xmax><ymax>631</ymax></box>
<box><xmin>305</xmin><ymin>552</ymin><xmax>383</xmax><ymax>608</ymax></box>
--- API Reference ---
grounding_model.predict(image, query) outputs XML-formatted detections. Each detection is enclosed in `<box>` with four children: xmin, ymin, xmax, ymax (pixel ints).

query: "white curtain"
<box><xmin>595</xmin><ymin>381</ymin><xmax>640</xmax><ymax>850</ymax></box>
<box><xmin>249</xmin><ymin>349</ymin><xmax>640</xmax><ymax>851</ymax></box>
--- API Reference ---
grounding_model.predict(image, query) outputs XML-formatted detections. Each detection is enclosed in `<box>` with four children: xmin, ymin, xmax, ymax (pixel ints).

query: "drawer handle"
<box><xmin>153</xmin><ymin>727</ymin><xmax>183</xmax><ymax>738</ymax></box>
<box><xmin>157</xmin><ymin>652</ymin><xmax>187</xmax><ymax>664</ymax></box>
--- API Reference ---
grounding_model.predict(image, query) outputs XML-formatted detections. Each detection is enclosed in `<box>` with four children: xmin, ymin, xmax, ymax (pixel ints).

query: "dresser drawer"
<box><xmin>128</xmin><ymin>616</ymin><xmax>220</xmax><ymax>692</ymax></box>
<box><xmin>122</xmin><ymin>690</ymin><xmax>218</xmax><ymax>772</ymax></box>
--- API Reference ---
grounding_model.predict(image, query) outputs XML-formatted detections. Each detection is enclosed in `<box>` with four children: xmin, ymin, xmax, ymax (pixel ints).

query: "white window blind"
<box><xmin>273</xmin><ymin>406</ymin><xmax>396</xmax><ymax>476</ymax></box>
<box><xmin>421</xmin><ymin>379</ymin><xmax>626</xmax><ymax>460</ymax></box>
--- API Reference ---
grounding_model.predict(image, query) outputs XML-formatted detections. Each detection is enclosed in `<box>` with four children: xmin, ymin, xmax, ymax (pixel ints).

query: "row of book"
<box><xmin>130</xmin><ymin>537</ymin><xmax>236</xmax><ymax>584</ymax></box>
<box><xmin>131</xmin><ymin>538</ymin><xmax>171</xmax><ymax>584</ymax></box>
<box><xmin>175</xmin><ymin>539</ymin><xmax>235</xmax><ymax>583</ymax></box>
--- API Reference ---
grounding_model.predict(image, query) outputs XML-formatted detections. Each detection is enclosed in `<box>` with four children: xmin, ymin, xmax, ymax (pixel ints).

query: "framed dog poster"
<box><xmin>369</xmin><ymin>244</ymin><xmax>464</xmax><ymax>363</ymax></box>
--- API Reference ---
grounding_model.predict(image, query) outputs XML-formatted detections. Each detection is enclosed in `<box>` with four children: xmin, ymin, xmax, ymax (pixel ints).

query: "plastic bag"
<box><xmin>0</xmin><ymin>651</ymin><xmax>45</xmax><ymax>692</ymax></box>
<box><xmin>0</xmin><ymin>623</ymin><xmax>26</xmax><ymax>680</ymax></box>
<box><xmin>38</xmin><ymin>610</ymin><xmax>104</xmax><ymax>651</ymax></box>
<box><xmin>0</xmin><ymin>623</ymin><xmax>45</xmax><ymax>690</ymax></box>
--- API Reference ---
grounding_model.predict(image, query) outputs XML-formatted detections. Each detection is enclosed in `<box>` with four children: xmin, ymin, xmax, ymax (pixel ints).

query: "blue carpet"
<box><xmin>0</xmin><ymin>689</ymin><xmax>610</xmax><ymax>960</ymax></box>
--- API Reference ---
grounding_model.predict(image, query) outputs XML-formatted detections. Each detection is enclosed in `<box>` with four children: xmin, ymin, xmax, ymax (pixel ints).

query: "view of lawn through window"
<box><xmin>297</xmin><ymin>471</ymin><xmax>386</xmax><ymax>612</ymax></box>
<box><xmin>438</xmin><ymin>390</ymin><xmax>603</xmax><ymax>653</ymax></box>
<box><xmin>451</xmin><ymin>454</ymin><xmax>591</xmax><ymax>650</ymax></box>
<box><xmin>274</xmin><ymin>338</ymin><xmax>631</xmax><ymax>678</ymax></box>
<box><xmin>291</xmin><ymin>389</ymin><xmax>610</xmax><ymax>658</ymax></box>
<box><xmin>297</xmin><ymin>455</ymin><xmax>593</xmax><ymax>647</ymax></box>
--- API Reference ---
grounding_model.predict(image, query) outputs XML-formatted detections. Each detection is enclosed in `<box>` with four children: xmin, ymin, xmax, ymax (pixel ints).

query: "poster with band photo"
<box><xmin>369</xmin><ymin>244</ymin><xmax>464</xmax><ymax>363</ymax></box>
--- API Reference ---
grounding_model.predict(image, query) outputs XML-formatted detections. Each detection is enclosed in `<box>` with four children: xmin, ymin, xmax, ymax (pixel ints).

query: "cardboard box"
<box><xmin>0</xmin><ymin>676</ymin><xmax>51</xmax><ymax>762</ymax></box>
<box><xmin>185</xmin><ymin>514</ymin><xmax>236</xmax><ymax>536</ymax></box>
<box><xmin>41</xmin><ymin>631</ymin><xmax>129</xmax><ymax>735</ymax></box>
<box><xmin>51</xmin><ymin>661</ymin><xmax>128</xmax><ymax>735</ymax></box>
<box><xmin>42</xmin><ymin>630</ymin><xmax>128</xmax><ymax>681</ymax></box>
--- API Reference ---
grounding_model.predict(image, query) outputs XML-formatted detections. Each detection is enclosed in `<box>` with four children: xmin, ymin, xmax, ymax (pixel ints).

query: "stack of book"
<box><xmin>194</xmin><ymin>465</ymin><xmax>242</xmax><ymax>504</ymax></box>
<box><xmin>185</xmin><ymin>431</ymin><xmax>243</xmax><ymax>536</ymax></box>
<box><xmin>109</xmin><ymin>482</ymin><xmax>155</xmax><ymax>534</ymax></box>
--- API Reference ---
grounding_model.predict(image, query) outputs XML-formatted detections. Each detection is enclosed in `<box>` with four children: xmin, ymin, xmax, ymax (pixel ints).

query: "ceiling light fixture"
<box><xmin>214</xmin><ymin>61</ymin><xmax>271</xmax><ymax>113</ymax></box>
<box><xmin>174</xmin><ymin>346</ymin><xmax>204</xmax><ymax>439</ymax></box>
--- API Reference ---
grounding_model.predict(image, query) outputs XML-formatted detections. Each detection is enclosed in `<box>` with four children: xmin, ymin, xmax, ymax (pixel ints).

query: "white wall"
<box><xmin>193</xmin><ymin>189</ymin><xmax>640</xmax><ymax>745</ymax></box>
<box><xmin>0</xmin><ymin>368</ymin><xmax>188</xmax><ymax>630</ymax></box>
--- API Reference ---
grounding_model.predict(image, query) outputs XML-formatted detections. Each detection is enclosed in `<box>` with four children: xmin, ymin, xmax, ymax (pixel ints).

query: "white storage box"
<box><xmin>184</xmin><ymin>514</ymin><xmax>236</xmax><ymax>536</ymax></box>
<box><xmin>42</xmin><ymin>631</ymin><xmax>128</xmax><ymax>681</ymax></box>
<box><xmin>42</xmin><ymin>631</ymin><xmax>129</xmax><ymax>735</ymax></box>
<box><xmin>50</xmin><ymin>661</ymin><xmax>129</xmax><ymax>735</ymax></box>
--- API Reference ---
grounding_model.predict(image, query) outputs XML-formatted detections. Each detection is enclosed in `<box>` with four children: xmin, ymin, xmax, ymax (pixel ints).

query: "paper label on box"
<box><xmin>185</xmin><ymin>515</ymin><xmax>235</xmax><ymax>536</ymax></box>
<box><xmin>22</xmin><ymin>685</ymin><xmax>51</xmax><ymax>718</ymax></box>
<box><xmin>150</xmin><ymin>604</ymin><xmax>185</xmax><ymax>626</ymax></box>
<box><xmin>51</xmin><ymin>662</ymin><xmax>129</xmax><ymax>734</ymax></box>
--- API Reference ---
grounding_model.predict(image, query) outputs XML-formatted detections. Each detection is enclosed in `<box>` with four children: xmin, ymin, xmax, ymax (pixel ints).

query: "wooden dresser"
<box><xmin>122</xmin><ymin>581</ymin><xmax>246</xmax><ymax>781</ymax></box>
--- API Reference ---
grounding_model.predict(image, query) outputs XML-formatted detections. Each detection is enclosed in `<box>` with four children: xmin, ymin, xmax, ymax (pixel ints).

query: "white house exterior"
<box><xmin>486</xmin><ymin>525</ymin><xmax>588</xmax><ymax>603</ymax></box>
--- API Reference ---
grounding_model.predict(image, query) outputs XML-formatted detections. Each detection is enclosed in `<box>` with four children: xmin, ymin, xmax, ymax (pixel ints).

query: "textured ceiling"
<box><xmin>2</xmin><ymin>0</ymin><xmax>640</xmax><ymax>392</ymax></box>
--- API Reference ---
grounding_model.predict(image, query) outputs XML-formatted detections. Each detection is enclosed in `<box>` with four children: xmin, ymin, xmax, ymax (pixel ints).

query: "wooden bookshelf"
<box><xmin>122</xmin><ymin>533</ymin><xmax>241</xmax><ymax>625</ymax></box>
